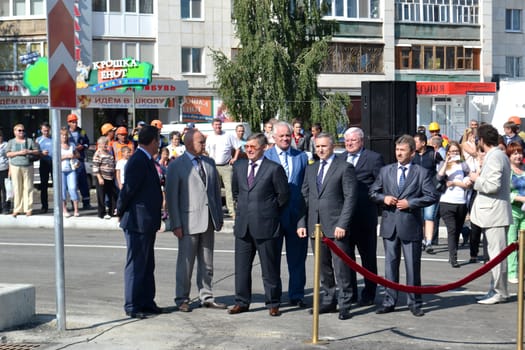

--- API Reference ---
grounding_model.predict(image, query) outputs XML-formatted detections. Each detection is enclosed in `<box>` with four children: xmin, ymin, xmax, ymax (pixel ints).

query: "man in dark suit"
<box><xmin>228</xmin><ymin>133</ymin><xmax>290</xmax><ymax>317</ymax></box>
<box><xmin>297</xmin><ymin>132</ymin><xmax>358</xmax><ymax>321</ymax></box>
<box><xmin>166</xmin><ymin>130</ymin><xmax>226</xmax><ymax>312</ymax></box>
<box><xmin>342</xmin><ymin>127</ymin><xmax>384</xmax><ymax>306</ymax></box>
<box><xmin>117</xmin><ymin>125</ymin><xmax>163</xmax><ymax>319</ymax></box>
<box><xmin>369</xmin><ymin>135</ymin><xmax>438</xmax><ymax>317</ymax></box>
<box><xmin>264</xmin><ymin>121</ymin><xmax>309</xmax><ymax>307</ymax></box>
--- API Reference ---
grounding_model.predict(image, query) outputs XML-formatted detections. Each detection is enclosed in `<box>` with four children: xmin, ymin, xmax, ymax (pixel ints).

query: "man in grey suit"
<box><xmin>469</xmin><ymin>124</ymin><xmax>512</xmax><ymax>305</ymax></box>
<box><xmin>228</xmin><ymin>133</ymin><xmax>290</xmax><ymax>317</ymax></box>
<box><xmin>166</xmin><ymin>129</ymin><xmax>226</xmax><ymax>312</ymax></box>
<box><xmin>369</xmin><ymin>134</ymin><xmax>438</xmax><ymax>317</ymax></box>
<box><xmin>297</xmin><ymin>132</ymin><xmax>358</xmax><ymax>320</ymax></box>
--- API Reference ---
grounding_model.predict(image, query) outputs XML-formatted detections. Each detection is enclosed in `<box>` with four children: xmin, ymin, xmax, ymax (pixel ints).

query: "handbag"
<box><xmin>4</xmin><ymin>178</ymin><xmax>13</xmax><ymax>200</ymax></box>
<box><xmin>25</xmin><ymin>138</ymin><xmax>41</xmax><ymax>162</ymax></box>
<box><xmin>70</xmin><ymin>158</ymin><xmax>81</xmax><ymax>170</ymax></box>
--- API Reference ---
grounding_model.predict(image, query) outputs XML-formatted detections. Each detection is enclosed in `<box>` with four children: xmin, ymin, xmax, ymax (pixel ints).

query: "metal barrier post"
<box><xmin>306</xmin><ymin>224</ymin><xmax>328</xmax><ymax>345</ymax></box>
<box><xmin>518</xmin><ymin>230</ymin><xmax>525</xmax><ymax>350</ymax></box>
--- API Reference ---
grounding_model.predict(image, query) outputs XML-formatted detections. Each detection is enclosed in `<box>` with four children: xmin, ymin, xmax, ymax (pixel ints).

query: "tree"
<box><xmin>211</xmin><ymin>0</ymin><xmax>350</xmax><ymax>135</ymax></box>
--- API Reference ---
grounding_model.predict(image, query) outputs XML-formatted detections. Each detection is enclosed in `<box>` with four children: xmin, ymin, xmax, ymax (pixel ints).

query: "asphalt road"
<box><xmin>0</xmin><ymin>227</ymin><xmax>521</xmax><ymax>349</ymax></box>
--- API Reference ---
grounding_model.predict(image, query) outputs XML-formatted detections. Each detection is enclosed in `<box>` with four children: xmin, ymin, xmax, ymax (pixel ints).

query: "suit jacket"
<box><xmin>297</xmin><ymin>154</ymin><xmax>357</xmax><ymax>238</ymax></box>
<box><xmin>369</xmin><ymin>163</ymin><xmax>438</xmax><ymax>241</ymax></box>
<box><xmin>264</xmin><ymin>146</ymin><xmax>308</xmax><ymax>233</ymax></box>
<box><xmin>165</xmin><ymin>153</ymin><xmax>224</xmax><ymax>235</ymax></box>
<box><xmin>342</xmin><ymin>149</ymin><xmax>384</xmax><ymax>230</ymax></box>
<box><xmin>117</xmin><ymin>149</ymin><xmax>163</xmax><ymax>234</ymax></box>
<box><xmin>470</xmin><ymin>147</ymin><xmax>513</xmax><ymax>228</ymax></box>
<box><xmin>232</xmin><ymin>157</ymin><xmax>290</xmax><ymax>239</ymax></box>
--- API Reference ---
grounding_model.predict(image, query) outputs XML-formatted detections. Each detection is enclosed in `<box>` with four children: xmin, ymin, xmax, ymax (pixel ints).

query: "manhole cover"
<box><xmin>0</xmin><ymin>344</ymin><xmax>40</xmax><ymax>350</ymax></box>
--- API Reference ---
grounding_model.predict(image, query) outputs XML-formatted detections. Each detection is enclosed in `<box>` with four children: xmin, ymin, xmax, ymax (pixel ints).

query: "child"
<box><xmin>115</xmin><ymin>146</ymin><xmax>131</xmax><ymax>190</ymax></box>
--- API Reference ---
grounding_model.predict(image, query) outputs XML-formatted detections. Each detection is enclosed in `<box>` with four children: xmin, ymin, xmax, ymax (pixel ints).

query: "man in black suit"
<box><xmin>342</xmin><ymin>127</ymin><xmax>384</xmax><ymax>306</ymax></box>
<box><xmin>369</xmin><ymin>135</ymin><xmax>438</xmax><ymax>317</ymax></box>
<box><xmin>228</xmin><ymin>133</ymin><xmax>290</xmax><ymax>317</ymax></box>
<box><xmin>117</xmin><ymin>125</ymin><xmax>163</xmax><ymax>319</ymax></box>
<box><xmin>297</xmin><ymin>132</ymin><xmax>357</xmax><ymax>320</ymax></box>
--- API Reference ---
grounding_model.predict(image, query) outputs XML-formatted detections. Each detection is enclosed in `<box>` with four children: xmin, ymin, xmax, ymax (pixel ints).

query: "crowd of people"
<box><xmin>0</xmin><ymin>115</ymin><xmax>521</xmax><ymax>320</ymax></box>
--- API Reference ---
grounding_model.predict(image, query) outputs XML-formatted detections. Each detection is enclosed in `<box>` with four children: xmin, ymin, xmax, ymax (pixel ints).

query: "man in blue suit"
<box><xmin>117</xmin><ymin>125</ymin><xmax>163</xmax><ymax>319</ymax></box>
<box><xmin>265</xmin><ymin>121</ymin><xmax>309</xmax><ymax>307</ymax></box>
<box><xmin>342</xmin><ymin>127</ymin><xmax>384</xmax><ymax>306</ymax></box>
<box><xmin>369</xmin><ymin>135</ymin><xmax>438</xmax><ymax>317</ymax></box>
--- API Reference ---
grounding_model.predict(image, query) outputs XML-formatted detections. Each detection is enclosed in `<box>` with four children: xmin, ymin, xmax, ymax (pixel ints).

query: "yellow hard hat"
<box><xmin>100</xmin><ymin>123</ymin><xmax>115</xmax><ymax>135</ymax></box>
<box><xmin>428</xmin><ymin>122</ymin><xmax>440</xmax><ymax>132</ymax></box>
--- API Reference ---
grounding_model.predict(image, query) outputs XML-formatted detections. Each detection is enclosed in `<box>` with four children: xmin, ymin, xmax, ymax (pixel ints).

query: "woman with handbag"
<box><xmin>60</xmin><ymin>127</ymin><xmax>80</xmax><ymax>217</ymax></box>
<box><xmin>436</xmin><ymin>141</ymin><xmax>473</xmax><ymax>268</ymax></box>
<box><xmin>5</xmin><ymin>123</ymin><xmax>40</xmax><ymax>217</ymax></box>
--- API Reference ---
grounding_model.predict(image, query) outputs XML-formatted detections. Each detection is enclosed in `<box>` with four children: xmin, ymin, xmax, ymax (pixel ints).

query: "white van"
<box><xmin>161</xmin><ymin>121</ymin><xmax>252</xmax><ymax>139</ymax></box>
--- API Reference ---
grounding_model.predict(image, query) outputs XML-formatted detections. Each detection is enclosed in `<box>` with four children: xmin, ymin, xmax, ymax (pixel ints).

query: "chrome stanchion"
<box><xmin>517</xmin><ymin>230</ymin><xmax>524</xmax><ymax>350</ymax></box>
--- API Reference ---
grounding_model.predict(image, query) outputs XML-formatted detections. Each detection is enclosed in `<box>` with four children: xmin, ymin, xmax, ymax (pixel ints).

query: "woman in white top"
<box><xmin>436</xmin><ymin>141</ymin><xmax>473</xmax><ymax>268</ymax></box>
<box><xmin>60</xmin><ymin>127</ymin><xmax>80</xmax><ymax>217</ymax></box>
<box><xmin>167</xmin><ymin>131</ymin><xmax>186</xmax><ymax>159</ymax></box>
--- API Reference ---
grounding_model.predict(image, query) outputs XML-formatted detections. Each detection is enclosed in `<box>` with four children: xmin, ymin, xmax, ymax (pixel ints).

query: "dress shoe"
<box><xmin>126</xmin><ymin>311</ymin><xmax>147</xmax><ymax>319</ymax></box>
<box><xmin>425</xmin><ymin>245</ymin><xmax>435</xmax><ymax>254</ymax></box>
<box><xmin>40</xmin><ymin>208</ymin><xmax>48</xmax><ymax>214</ymax></box>
<box><xmin>202</xmin><ymin>300</ymin><xmax>227</xmax><ymax>309</ymax></box>
<box><xmin>409</xmin><ymin>306</ymin><xmax>425</xmax><ymax>317</ymax></box>
<box><xmin>469</xmin><ymin>257</ymin><xmax>477</xmax><ymax>264</ymax></box>
<box><xmin>309</xmin><ymin>304</ymin><xmax>337</xmax><ymax>315</ymax></box>
<box><xmin>358</xmin><ymin>299</ymin><xmax>375</xmax><ymax>307</ymax></box>
<box><xmin>143</xmin><ymin>304</ymin><xmax>164</xmax><ymax>314</ymax></box>
<box><xmin>477</xmin><ymin>293</ymin><xmax>507</xmax><ymax>305</ymax></box>
<box><xmin>375</xmin><ymin>305</ymin><xmax>395</xmax><ymax>314</ymax></box>
<box><xmin>228</xmin><ymin>304</ymin><xmax>249</xmax><ymax>315</ymax></box>
<box><xmin>290</xmin><ymin>299</ymin><xmax>308</xmax><ymax>308</ymax></box>
<box><xmin>178</xmin><ymin>302</ymin><xmax>191</xmax><ymax>312</ymax></box>
<box><xmin>338</xmin><ymin>310</ymin><xmax>352</xmax><ymax>320</ymax></box>
<box><xmin>269</xmin><ymin>307</ymin><xmax>281</xmax><ymax>317</ymax></box>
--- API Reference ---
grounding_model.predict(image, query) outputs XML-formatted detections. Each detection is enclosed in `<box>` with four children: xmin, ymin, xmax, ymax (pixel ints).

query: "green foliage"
<box><xmin>211</xmin><ymin>0</ymin><xmax>349</xmax><ymax>135</ymax></box>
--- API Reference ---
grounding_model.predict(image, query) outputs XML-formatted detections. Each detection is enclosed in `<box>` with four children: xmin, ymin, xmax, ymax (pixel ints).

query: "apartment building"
<box><xmin>0</xmin><ymin>0</ymin><xmax>524</xmax><ymax>141</ymax></box>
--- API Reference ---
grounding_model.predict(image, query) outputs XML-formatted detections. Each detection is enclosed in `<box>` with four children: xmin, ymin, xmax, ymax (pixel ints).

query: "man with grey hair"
<box><xmin>342</xmin><ymin>127</ymin><xmax>384</xmax><ymax>306</ymax></box>
<box><xmin>298</xmin><ymin>132</ymin><xmax>357</xmax><ymax>320</ymax></box>
<box><xmin>265</xmin><ymin>121</ymin><xmax>309</xmax><ymax>307</ymax></box>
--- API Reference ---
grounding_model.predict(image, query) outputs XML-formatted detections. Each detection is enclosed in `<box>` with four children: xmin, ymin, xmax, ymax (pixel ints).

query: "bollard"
<box><xmin>306</xmin><ymin>224</ymin><xmax>328</xmax><ymax>345</ymax></box>
<box><xmin>518</xmin><ymin>230</ymin><xmax>525</xmax><ymax>350</ymax></box>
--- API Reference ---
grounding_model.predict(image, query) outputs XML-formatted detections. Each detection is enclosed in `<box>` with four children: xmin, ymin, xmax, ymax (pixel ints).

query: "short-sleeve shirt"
<box><xmin>205</xmin><ymin>131</ymin><xmax>240</xmax><ymax>165</ymax></box>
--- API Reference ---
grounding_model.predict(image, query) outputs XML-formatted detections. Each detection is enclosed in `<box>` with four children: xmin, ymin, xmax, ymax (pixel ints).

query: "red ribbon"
<box><xmin>322</xmin><ymin>237</ymin><xmax>519</xmax><ymax>294</ymax></box>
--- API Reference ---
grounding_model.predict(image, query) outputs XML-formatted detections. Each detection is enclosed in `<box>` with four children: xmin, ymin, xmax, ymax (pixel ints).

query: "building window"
<box><xmin>181</xmin><ymin>0</ymin><xmax>202</xmax><ymax>19</ymax></box>
<box><xmin>93</xmin><ymin>0</ymin><xmax>152</xmax><ymax>13</ymax></box>
<box><xmin>395</xmin><ymin>0</ymin><xmax>478</xmax><ymax>24</ymax></box>
<box><xmin>92</xmin><ymin>40</ymin><xmax>155</xmax><ymax>63</ymax></box>
<box><xmin>181</xmin><ymin>47</ymin><xmax>203</xmax><ymax>73</ymax></box>
<box><xmin>396</xmin><ymin>45</ymin><xmax>480</xmax><ymax>70</ymax></box>
<box><xmin>0</xmin><ymin>0</ymin><xmax>45</xmax><ymax>16</ymax></box>
<box><xmin>0</xmin><ymin>41</ymin><xmax>46</xmax><ymax>73</ymax></box>
<box><xmin>506</xmin><ymin>9</ymin><xmax>522</xmax><ymax>32</ymax></box>
<box><xmin>320</xmin><ymin>0</ymin><xmax>379</xmax><ymax>19</ymax></box>
<box><xmin>506</xmin><ymin>57</ymin><xmax>522</xmax><ymax>77</ymax></box>
<box><xmin>321</xmin><ymin>43</ymin><xmax>383</xmax><ymax>74</ymax></box>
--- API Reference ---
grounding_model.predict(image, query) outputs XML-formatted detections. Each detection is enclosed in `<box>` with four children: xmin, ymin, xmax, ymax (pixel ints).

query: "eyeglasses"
<box><xmin>244</xmin><ymin>144</ymin><xmax>260</xmax><ymax>150</ymax></box>
<box><xmin>16</xmin><ymin>129</ymin><xmax>25</xmax><ymax>132</ymax></box>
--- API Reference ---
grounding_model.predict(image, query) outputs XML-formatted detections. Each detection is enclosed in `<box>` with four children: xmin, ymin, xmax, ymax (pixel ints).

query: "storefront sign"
<box><xmin>182</xmin><ymin>96</ymin><xmax>213</xmax><ymax>122</ymax></box>
<box><xmin>77</xmin><ymin>95</ymin><xmax>175</xmax><ymax>109</ymax></box>
<box><xmin>416</xmin><ymin>82</ymin><xmax>496</xmax><ymax>95</ymax></box>
<box><xmin>88</xmin><ymin>58</ymin><xmax>153</xmax><ymax>92</ymax></box>
<box><xmin>0</xmin><ymin>96</ymin><xmax>48</xmax><ymax>109</ymax></box>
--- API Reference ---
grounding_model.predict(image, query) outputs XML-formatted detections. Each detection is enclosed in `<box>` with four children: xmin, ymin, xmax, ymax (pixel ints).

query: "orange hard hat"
<box><xmin>116</xmin><ymin>126</ymin><xmax>128</xmax><ymax>135</ymax></box>
<box><xmin>67</xmin><ymin>114</ymin><xmax>78</xmax><ymax>122</ymax></box>
<box><xmin>100</xmin><ymin>123</ymin><xmax>115</xmax><ymax>135</ymax></box>
<box><xmin>509</xmin><ymin>116</ymin><xmax>521</xmax><ymax>125</ymax></box>
<box><xmin>151</xmin><ymin>119</ymin><xmax>163</xmax><ymax>129</ymax></box>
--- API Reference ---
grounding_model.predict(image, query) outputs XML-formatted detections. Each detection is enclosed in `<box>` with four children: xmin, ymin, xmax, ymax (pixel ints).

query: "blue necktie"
<box><xmin>316</xmin><ymin>160</ymin><xmax>327</xmax><ymax>192</ymax></box>
<box><xmin>398</xmin><ymin>166</ymin><xmax>407</xmax><ymax>191</ymax></box>
<box><xmin>281</xmin><ymin>151</ymin><xmax>290</xmax><ymax>179</ymax></box>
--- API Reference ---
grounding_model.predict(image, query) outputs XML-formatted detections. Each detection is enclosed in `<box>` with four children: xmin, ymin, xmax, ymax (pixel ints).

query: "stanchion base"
<box><xmin>304</xmin><ymin>339</ymin><xmax>330</xmax><ymax>345</ymax></box>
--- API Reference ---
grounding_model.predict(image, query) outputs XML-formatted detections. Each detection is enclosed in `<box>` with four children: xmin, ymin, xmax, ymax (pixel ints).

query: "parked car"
<box><xmin>33</xmin><ymin>149</ymin><xmax>94</xmax><ymax>189</ymax></box>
